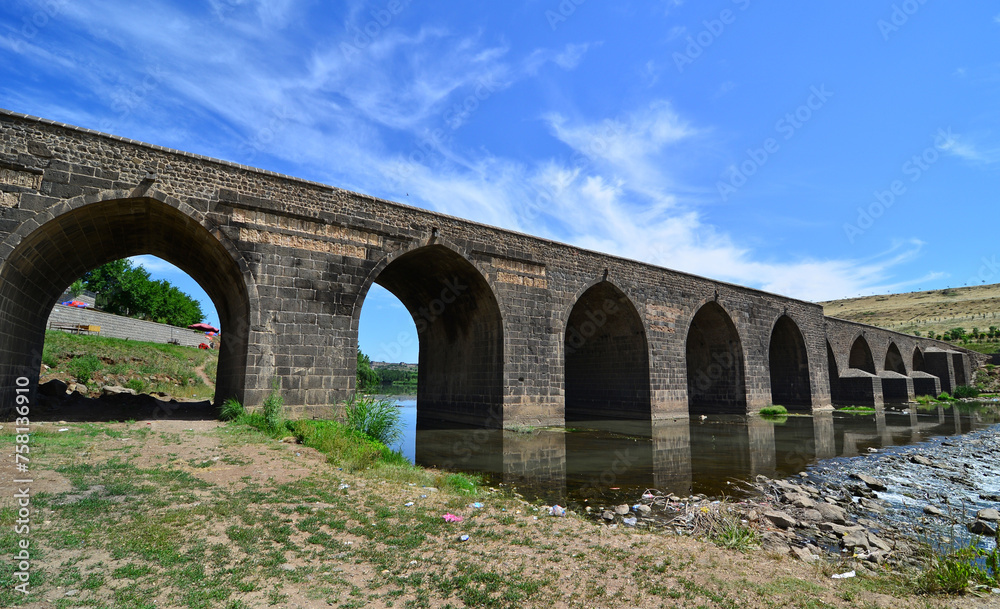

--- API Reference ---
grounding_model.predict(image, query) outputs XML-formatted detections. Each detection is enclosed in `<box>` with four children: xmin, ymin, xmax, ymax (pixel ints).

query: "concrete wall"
<box><xmin>47</xmin><ymin>304</ymin><xmax>209</xmax><ymax>347</ymax></box>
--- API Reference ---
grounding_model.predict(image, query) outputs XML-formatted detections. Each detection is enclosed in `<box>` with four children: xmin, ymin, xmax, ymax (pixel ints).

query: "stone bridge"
<box><xmin>0</xmin><ymin>110</ymin><xmax>985</xmax><ymax>426</ymax></box>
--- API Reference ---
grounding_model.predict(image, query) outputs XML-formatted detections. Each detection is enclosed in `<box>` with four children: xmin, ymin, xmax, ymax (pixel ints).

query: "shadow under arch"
<box><xmin>0</xmin><ymin>194</ymin><xmax>254</xmax><ymax>416</ymax></box>
<box><xmin>367</xmin><ymin>244</ymin><xmax>504</xmax><ymax>428</ymax></box>
<box><xmin>768</xmin><ymin>315</ymin><xmax>812</xmax><ymax>411</ymax></box>
<box><xmin>849</xmin><ymin>335</ymin><xmax>876</xmax><ymax>373</ymax></box>
<box><xmin>685</xmin><ymin>301</ymin><xmax>747</xmax><ymax>415</ymax></box>
<box><xmin>564</xmin><ymin>280</ymin><xmax>650</xmax><ymax>422</ymax></box>
<box><xmin>885</xmin><ymin>342</ymin><xmax>906</xmax><ymax>374</ymax></box>
<box><xmin>912</xmin><ymin>346</ymin><xmax>925</xmax><ymax>372</ymax></box>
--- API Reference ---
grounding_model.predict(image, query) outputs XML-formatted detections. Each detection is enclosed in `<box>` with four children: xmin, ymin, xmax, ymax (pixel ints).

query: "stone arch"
<box><xmin>912</xmin><ymin>346</ymin><xmax>925</xmax><ymax>372</ymax></box>
<box><xmin>564</xmin><ymin>280</ymin><xmax>650</xmax><ymax>421</ymax></box>
<box><xmin>362</xmin><ymin>243</ymin><xmax>504</xmax><ymax>427</ymax></box>
<box><xmin>848</xmin><ymin>335</ymin><xmax>876</xmax><ymax>373</ymax></box>
<box><xmin>768</xmin><ymin>315</ymin><xmax>812</xmax><ymax>410</ymax></box>
<box><xmin>0</xmin><ymin>192</ymin><xmax>256</xmax><ymax>414</ymax></box>
<box><xmin>685</xmin><ymin>301</ymin><xmax>747</xmax><ymax>415</ymax></box>
<box><xmin>884</xmin><ymin>342</ymin><xmax>906</xmax><ymax>375</ymax></box>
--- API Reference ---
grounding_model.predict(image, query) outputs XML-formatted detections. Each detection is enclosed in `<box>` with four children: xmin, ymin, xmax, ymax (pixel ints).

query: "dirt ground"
<box><xmin>4</xmin><ymin>414</ymin><xmax>1000</xmax><ymax>608</ymax></box>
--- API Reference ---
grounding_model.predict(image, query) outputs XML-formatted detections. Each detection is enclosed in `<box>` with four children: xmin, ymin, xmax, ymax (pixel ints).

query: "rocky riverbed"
<box><xmin>589</xmin><ymin>404</ymin><xmax>1000</xmax><ymax>579</ymax></box>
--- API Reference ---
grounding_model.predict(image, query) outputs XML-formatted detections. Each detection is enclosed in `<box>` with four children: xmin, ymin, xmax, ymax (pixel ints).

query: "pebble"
<box><xmin>614</xmin><ymin>504</ymin><xmax>630</xmax><ymax>515</ymax></box>
<box><xmin>923</xmin><ymin>505</ymin><xmax>944</xmax><ymax>516</ymax></box>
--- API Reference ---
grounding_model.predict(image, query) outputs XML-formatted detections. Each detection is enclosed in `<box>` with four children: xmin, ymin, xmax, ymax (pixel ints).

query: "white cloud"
<box><xmin>7</xmin><ymin>0</ymin><xmax>930</xmax><ymax>305</ymax></box>
<box><xmin>938</xmin><ymin>131</ymin><xmax>1000</xmax><ymax>164</ymax></box>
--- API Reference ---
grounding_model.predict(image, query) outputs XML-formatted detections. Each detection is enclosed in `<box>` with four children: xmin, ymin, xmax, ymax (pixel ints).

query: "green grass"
<box><xmin>759</xmin><ymin>404</ymin><xmax>788</xmax><ymax>417</ymax></box>
<box><xmin>41</xmin><ymin>330</ymin><xmax>217</xmax><ymax>398</ymax></box>
<box><xmin>837</xmin><ymin>405</ymin><xmax>877</xmax><ymax>413</ymax></box>
<box><xmin>342</xmin><ymin>394</ymin><xmax>403</xmax><ymax>446</ymax></box>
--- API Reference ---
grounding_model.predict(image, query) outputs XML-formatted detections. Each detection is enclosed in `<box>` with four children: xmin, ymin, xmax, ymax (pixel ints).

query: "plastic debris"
<box><xmin>831</xmin><ymin>571</ymin><xmax>856</xmax><ymax>579</ymax></box>
<box><xmin>442</xmin><ymin>513</ymin><xmax>463</xmax><ymax>523</ymax></box>
<box><xmin>550</xmin><ymin>505</ymin><xmax>566</xmax><ymax>517</ymax></box>
<box><xmin>470</xmin><ymin>502</ymin><xmax>484</xmax><ymax>509</ymax></box>
<box><xmin>459</xmin><ymin>534</ymin><xmax>470</xmax><ymax>542</ymax></box>
<box><xmin>338</xmin><ymin>484</ymin><xmax>350</xmax><ymax>490</ymax></box>
<box><xmin>623</xmin><ymin>517</ymin><xmax>638</xmax><ymax>527</ymax></box>
<box><xmin>404</xmin><ymin>501</ymin><xmax>414</xmax><ymax>507</ymax></box>
<box><xmin>58</xmin><ymin>428</ymin><xmax>69</xmax><ymax>432</ymax></box>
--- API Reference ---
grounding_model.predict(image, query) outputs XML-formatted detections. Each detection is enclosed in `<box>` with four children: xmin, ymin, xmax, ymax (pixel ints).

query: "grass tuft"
<box><xmin>342</xmin><ymin>394</ymin><xmax>402</xmax><ymax>446</ymax></box>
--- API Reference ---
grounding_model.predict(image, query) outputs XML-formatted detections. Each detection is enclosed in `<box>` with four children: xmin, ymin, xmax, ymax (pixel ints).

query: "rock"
<box><xmin>602</xmin><ymin>511</ymin><xmax>615</xmax><ymax>522</ymax></box>
<box><xmin>851</xmin><ymin>474</ymin><xmax>888</xmax><ymax>492</ymax></box>
<box><xmin>39</xmin><ymin>378</ymin><xmax>68</xmax><ymax>397</ymax></box>
<box><xmin>923</xmin><ymin>505</ymin><xmax>944</xmax><ymax>516</ymax></box>
<box><xmin>279</xmin><ymin>564</ymin><xmax>296</xmax><ymax>571</ymax></box>
<box><xmin>790</xmin><ymin>546</ymin><xmax>818</xmax><ymax>562</ymax></box>
<box><xmin>910</xmin><ymin>455</ymin><xmax>934</xmax><ymax>466</ymax></box>
<box><xmin>101</xmin><ymin>385</ymin><xmax>136</xmax><ymax>396</ymax></box>
<box><xmin>977</xmin><ymin>508</ymin><xmax>1000</xmax><ymax>522</ymax></box>
<box><xmin>761</xmin><ymin>532</ymin><xmax>791</xmax><ymax>554</ymax></box>
<box><xmin>815</xmin><ymin>503</ymin><xmax>849</xmax><ymax>525</ymax></box>
<box><xmin>842</xmin><ymin>530</ymin><xmax>870</xmax><ymax>551</ymax></box>
<box><xmin>67</xmin><ymin>382</ymin><xmax>86</xmax><ymax>394</ymax></box>
<box><xmin>280</xmin><ymin>436</ymin><xmax>297</xmax><ymax>444</ymax></box>
<box><xmin>859</xmin><ymin>498</ymin><xmax>886</xmax><ymax>515</ymax></box>
<box><xmin>614</xmin><ymin>504</ymin><xmax>630</xmax><ymax>515</ymax></box>
<box><xmin>970</xmin><ymin>520</ymin><xmax>998</xmax><ymax>536</ymax></box>
<box><xmin>784</xmin><ymin>493</ymin><xmax>816</xmax><ymax>509</ymax></box>
<box><xmin>764</xmin><ymin>510</ymin><xmax>797</xmax><ymax>529</ymax></box>
<box><xmin>980</xmin><ymin>494</ymin><xmax>1000</xmax><ymax>502</ymax></box>
<box><xmin>818</xmin><ymin>522</ymin><xmax>864</xmax><ymax>537</ymax></box>
<box><xmin>800</xmin><ymin>509</ymin><xmax>823</xmax><ymax>522</ymax></box>
<box><xmin>868</xmin><ymin>533</ymin><xmax>892</xmax><ymax>553</ymax></box>
<box><xmin>636</xmin><ymin>504</ymin><xmax>651</xmax><ymax>515</ymax></box>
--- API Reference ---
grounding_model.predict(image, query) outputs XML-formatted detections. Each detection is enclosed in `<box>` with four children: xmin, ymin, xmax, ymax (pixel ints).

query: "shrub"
<box><xmin>125</xmin><ymin>378</ymin><xmax>146</xmax><ymax>393</ymax></box>
<box><xmin>219</xmin><ymin>398</ymin><xmax>245</xmax><ymax>421</ymax></box>
<box><xmin>67</xmin><ymin>354</ymin><xmax>103</xmax><ymax>383</ymax></box>
<box><xmin>937</xmin><ymin>392</ymin><xmax>953</xmax><ymax>401</ymax></box>
<box><xmin>953</xmin><ymin>385</ymin><xmax>980</xmax><ymax>399</ymax></box>
<box><xmin>343</xmin><ymin>394</ymin><xmax>402</xmax><ymax>446</ymax></box>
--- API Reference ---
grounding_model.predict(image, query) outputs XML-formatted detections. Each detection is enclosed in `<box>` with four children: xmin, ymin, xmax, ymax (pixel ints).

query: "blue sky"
<box><xmin>3</xmin><ymin>1</ymin><xmax>998</xmax><ymax>362</ymax></box>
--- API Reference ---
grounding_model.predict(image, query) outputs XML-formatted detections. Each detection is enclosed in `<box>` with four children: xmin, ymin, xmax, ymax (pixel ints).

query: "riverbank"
<box><xmin>3</xmin><ymin>416</ymin><xmax>998</xmax><ymax>608</ymax></box>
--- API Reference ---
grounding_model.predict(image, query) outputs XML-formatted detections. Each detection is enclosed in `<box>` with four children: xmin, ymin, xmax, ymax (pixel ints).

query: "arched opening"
<box><xmin>848</xmin><ymin>336</ymin><xmax>876</xmax><ymax>373</ymax></box>
<box><xmin>369</xmin><ymin>245</ymin><xmax>503</xmax><ymax>428</ymax></box>
<box><xmin>767</xmin><ymin>315</ymin><xmax>812</xmax><ymax>410</ymax></box>
<box><xmin>912</xmin><ymin>346</ymin><xmax>925</xmax><ymax>372</ymax></box>
<box><xmin>685</xmin><ymin>302</ymin><xmax>746</xmax><ymax>415</ymax></box>
<box><xmin>0</xmin><ymin>197</ymin><xmax>251</xmax><ymax>418</ymax></box>
<box><xmin>564</xmin><ymin>281</ymin><xmax>650</xmax><ymax>421</ymax></box>
<box><xmin>884</xmin><ymin>343</ymin><xmax>906</xmax><ymax>374</ymax></box>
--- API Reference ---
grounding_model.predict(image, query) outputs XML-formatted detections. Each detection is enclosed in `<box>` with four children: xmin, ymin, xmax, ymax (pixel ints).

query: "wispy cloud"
<box><xmin>2</xmin><ymin>0</ymin><xmax>930</xmax><ymax>303</ymax></box>
<box><xmin>937</xmin><ymin>131</ymin><xmax>1000</xmax><ymax>164</ymax></box>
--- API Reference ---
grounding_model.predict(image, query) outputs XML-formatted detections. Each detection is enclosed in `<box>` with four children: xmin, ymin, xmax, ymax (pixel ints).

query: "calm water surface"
<box><xmin>390</xmin><ymin>398</ymin><xmax>1000</xmax><ymax>508</ymax></box>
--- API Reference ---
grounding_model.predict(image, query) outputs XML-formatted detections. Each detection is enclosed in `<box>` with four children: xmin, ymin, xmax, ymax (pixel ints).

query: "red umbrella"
<box><xmin>188</xmin><ymin>322</ymin><xmax>220</xmax><ymax>333</ymax></box>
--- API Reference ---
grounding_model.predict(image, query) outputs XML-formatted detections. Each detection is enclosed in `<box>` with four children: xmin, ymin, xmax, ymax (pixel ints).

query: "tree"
<box><xmin>79</xmin><ymin>259</ymin><xmax>205</xmax><ymax>327</ymax></box>
<box><xmin>356</xmin><ymin>348</ymin><xmax>379</xmax><ymax>393</ymax></box>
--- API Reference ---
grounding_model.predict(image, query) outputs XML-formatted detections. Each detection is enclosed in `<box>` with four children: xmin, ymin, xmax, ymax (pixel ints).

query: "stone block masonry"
<box><xmin>0</xmin><ymin>109</ymin><xmax>986</xmax><ymax>425</ymax></box>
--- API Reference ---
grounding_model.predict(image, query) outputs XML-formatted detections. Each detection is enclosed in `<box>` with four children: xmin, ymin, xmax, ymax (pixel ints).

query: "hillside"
<box><xmin>820</xmin><ymin>283</ymin><xmax>1000</xmax><ymax>353</ymax></box>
